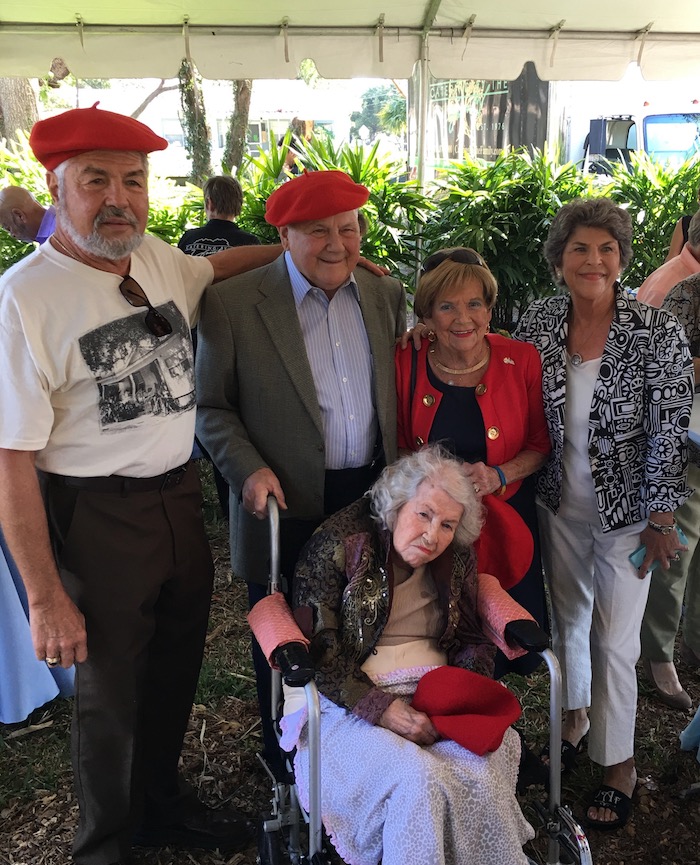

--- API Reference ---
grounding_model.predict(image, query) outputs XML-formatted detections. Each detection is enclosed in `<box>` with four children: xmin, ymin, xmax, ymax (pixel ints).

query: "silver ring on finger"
<box><xmin>46</xmin><ymin>656</ymin><xmax>61</xmax><ymax>667</ymax></box>
<box><xmin>672</xmin><ymin>552</ymin><xmax>681</xmax><ymax>562</ymax></box>
<box><xmin>473</xmin><ymin>483</ymin><xmax>480</xmax><ymax>494</ymax></box>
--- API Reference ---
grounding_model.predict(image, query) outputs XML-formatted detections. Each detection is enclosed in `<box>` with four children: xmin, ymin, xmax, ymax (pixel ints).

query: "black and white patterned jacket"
<box><xmin>514</xmin><ymin>286</ymin><xmax>693</xmax><ymax>531</ymax></box>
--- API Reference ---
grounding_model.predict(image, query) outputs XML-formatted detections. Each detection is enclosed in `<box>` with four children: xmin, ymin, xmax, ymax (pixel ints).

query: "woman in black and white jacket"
<box><xmin>515</xmin><ymin>198</ymin><xmax>693</xmax><ymax>832</ymax></box>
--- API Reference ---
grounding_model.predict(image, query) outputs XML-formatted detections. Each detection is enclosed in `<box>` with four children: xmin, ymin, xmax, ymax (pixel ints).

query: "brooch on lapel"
<box><xmin>503</xmin><ymin>357</ymin><xmax>515</xmax><ymax>365</ymax></box>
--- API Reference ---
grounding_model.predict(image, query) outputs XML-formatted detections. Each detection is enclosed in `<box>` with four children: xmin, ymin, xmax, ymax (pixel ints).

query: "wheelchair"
<box><xmin>249</xmin><ymin>497</ymin><xmax>592</xmax><ymax>865</ymax></box>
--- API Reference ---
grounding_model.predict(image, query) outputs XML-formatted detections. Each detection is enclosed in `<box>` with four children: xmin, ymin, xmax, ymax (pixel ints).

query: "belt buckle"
<box><xmin>161</xmin><ymin>465</ymin><xmax>187</xmax><ymax>491</ymax></box>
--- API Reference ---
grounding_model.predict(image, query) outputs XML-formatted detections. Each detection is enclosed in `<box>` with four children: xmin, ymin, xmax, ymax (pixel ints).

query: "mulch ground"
<box><xmin>2</xmin><ymin>536</ymin><xmax>700</xmax><ymax>865</ymax></box>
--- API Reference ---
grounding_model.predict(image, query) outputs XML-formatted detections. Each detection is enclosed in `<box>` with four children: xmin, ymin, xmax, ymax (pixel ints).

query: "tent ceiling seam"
<box><xmin>0</xmin><ymin>22</ymin><xmax>698</xmax><ymax>42</ymax></box>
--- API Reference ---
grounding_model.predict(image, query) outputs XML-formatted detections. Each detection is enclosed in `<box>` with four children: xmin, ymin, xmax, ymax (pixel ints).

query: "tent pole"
<box><xmin>413</xmin><ymin>33</ymin><xmax>431</xmax><ymax>300</ymax></box>
<box><xmin>416</xmin><ymin>35</ymin><xmax>429</xmax><ymax>191</ymax></box>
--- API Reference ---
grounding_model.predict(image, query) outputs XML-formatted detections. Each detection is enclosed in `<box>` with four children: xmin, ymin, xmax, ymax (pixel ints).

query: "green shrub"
<box><xmin>421</xmin><ymin>149</ymin><xmax>594</xmax><ymax>329</ymax></box>
<box><xmin>3</xmin><ymin>131</ymin><xmax>699</xmax><ymax>319</ymax></box>
<box><xmin>606</xmin><ymin>154</ymin><xmax>700</xmax><ymax>289</ymax></box>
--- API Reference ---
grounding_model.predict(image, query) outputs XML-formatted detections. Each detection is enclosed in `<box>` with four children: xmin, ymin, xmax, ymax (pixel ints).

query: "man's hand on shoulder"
<box><xmin>357</xmin><ymin>256</ymin><xmax>390</xmax><ymax>277</ymax></box>
<box><xmin>242</xmin><ymin>468</ymin><xmax>288</xmax><ymax>519</ymax></box>
<box><xmin>397</xmin><ymin>322</ymin><xmax>431</xmax><ymax>350</ymax></box>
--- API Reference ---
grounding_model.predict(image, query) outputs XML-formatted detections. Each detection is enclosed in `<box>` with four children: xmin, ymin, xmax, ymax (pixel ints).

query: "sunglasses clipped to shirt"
<box><xmin>119</xmin><ymin>276</ymin><xmax>173</xmax><ymax>338</ymax></box>
<box><xmin>421</xmin><ymin>247</ymin><xmax>487</xmax><ymax>275</ymax></box>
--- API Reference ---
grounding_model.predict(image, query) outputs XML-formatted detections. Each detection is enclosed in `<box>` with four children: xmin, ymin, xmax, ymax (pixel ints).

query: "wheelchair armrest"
<box><xmin>504</xmin><ymin>619</ymin><xmax>550</xmax><ymax>653</ymax></box>
<box><xmin>273</xmin><ymin>641</ymin><xmax>316</xmax><ymax>687</ymax></box>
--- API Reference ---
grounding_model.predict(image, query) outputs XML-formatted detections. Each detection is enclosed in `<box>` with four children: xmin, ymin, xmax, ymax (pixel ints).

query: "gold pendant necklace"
<box><xmin>568</xmin><ymin>307</ymin><xmax>613</xmax><ymax>367</ymax></box>
<box><xmin>50</xmin><ymin>234</ymin><xmax>81</xmax><ymax>263</ymax></box>
<box><xmin>430</xmin><ymin>346</ymin><xmax>490</xmax><ymax>376</ymax></box>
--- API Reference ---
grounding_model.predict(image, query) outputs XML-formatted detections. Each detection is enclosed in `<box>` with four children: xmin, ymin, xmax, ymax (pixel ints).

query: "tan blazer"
<box><xmin>195</xmin><ymin>254</ymin><xmax>406</xmax><ymax>584</ymax></box>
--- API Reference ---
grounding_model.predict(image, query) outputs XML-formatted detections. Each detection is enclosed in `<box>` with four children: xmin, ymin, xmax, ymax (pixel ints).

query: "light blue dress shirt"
<box><xmin>286</xmin><ymin>251</ymin><xmax>377</xmax><ymax>469</ymax></box>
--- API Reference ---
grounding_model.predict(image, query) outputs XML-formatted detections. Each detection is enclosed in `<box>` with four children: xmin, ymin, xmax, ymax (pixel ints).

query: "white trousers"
<box><xmin>538</xmin><ymin>505</ymin><xmax>650</xmax><ymax>767</ymax></box>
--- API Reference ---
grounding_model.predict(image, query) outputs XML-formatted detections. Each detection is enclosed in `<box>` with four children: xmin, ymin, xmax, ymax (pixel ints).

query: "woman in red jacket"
<box><xmin>396</xmin><ymin>248</ymin><xmax>551</xmax><ymax>674</ymax></box>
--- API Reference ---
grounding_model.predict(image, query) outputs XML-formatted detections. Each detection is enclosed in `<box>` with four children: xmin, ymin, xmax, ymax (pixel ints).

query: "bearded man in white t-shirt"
<box><xmin>0</xmin><ymin>106</ymin><xmax>284</xmax><ymax>865</ymax></box>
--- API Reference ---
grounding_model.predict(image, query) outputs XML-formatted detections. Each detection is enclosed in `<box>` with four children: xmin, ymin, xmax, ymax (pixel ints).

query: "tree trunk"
<box><xmin>0</xmin><ymin>78</ymin><xmax>38</xmax><ymax>142</ymax></box>
<box><xmin>178</xmin><ymin>59</ymin><xmax>212</xmax><ymax>187</ymax></box>
<box><xmin>222</xmin><ymin>79</ymin><xmax>252</xmax><ymax>174</ymax></box>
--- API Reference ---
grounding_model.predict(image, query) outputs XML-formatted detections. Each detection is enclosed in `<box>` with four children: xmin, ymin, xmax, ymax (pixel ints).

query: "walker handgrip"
<box><xmin>274</xmin><ymin>641</ymin><xmax>316</xmax><ymax>687</ymax></box>
<box><xmin>504</xmin><ymin>619</ymin><xmax>550</xmax><ymax>653</ymax></box>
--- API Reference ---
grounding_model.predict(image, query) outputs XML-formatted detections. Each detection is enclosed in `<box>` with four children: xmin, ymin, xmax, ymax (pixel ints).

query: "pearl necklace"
<box><xmin>429</xmin><ymin>346</ymin><xmax>490</xmax><ymax>377</ymax></box>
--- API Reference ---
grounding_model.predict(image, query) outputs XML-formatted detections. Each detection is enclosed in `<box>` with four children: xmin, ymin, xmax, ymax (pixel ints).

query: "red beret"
<box><xmin>29</xmin><ymin>103</ymin><xmax>168</xmax><ymax>171</ymax></box>
<box><xmin>412</xmin><ymin>666</ymin><xmax>521</xmax><ymax>756</ymax></box>
<box><xmin>265</xmin><ymin>170</ymin><xmax>369</xmax><ymax>227</ymax></box>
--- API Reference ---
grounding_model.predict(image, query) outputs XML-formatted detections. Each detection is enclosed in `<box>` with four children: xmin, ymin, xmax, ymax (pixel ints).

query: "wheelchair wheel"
<box><xmin>531</xmin><ymin>800</ymin><xmax>593</xmax><ymax>865</ymax></box>
<box><xmin>257</xmin><ymin>814</ymin><xmax>285</xmax><ymax>865</ymax></box>
<box><xmin>554</xmin><ymin>805</ymin><xmax>593</xmax><ymax>865</ymax></box>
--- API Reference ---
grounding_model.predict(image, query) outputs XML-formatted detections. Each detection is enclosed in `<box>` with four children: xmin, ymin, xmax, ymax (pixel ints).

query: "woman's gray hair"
<box><xmin>369</xmin><ymin>444</ymin><xmax>484</xmax><ymax>548</ymax></box>
<box><xmin>544</xmin><ymin>198</ymin><xmax>633</xmax><ymax>287</ymax></box>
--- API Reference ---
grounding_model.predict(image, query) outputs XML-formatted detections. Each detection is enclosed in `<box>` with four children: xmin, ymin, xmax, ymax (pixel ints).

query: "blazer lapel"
<box><xmin>589</xmin><ymin>289</ymin><xmax>635</xmax><ymax>431</ymax></box>
<box><xmin>256</xmin><ymin>257</ymin><xmax>324</xmax><ymax>436</ymax></box>
<box><xmin>358</xmin><ymin>281</ymin><xmax>386</xmax><ymax>389</ymax></box>
<box><xmin>357</xmin><ymin>273</ymin><xmax>394</xmax><ymax>426</ymax></box>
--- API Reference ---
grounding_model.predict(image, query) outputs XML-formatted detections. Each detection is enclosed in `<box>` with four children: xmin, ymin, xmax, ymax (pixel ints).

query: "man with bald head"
<box><xmin>0</xmin><ymin>185</ymin><xmax>55</xmax><ymax>243</ymax></box>
<box><xmin>195</xmin><ymin>170</ymin><xmax>406</xmax><ymax>767</ymax></box>
<box><xmin>0</xmin><ymin>105</ymin><xmax>285</xmax><ymax>864</ymax></box>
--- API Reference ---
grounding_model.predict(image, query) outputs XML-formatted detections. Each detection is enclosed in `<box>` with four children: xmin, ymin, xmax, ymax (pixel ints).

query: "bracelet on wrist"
<box><xmin>647</xmin><ymin>517</ymin><xmax>676</xmax><ymax>535</ymax></box>
<box><xmin>493</xmin><ymin>465</ymin><xmax>507</xmax><ymax>497</ymax></box>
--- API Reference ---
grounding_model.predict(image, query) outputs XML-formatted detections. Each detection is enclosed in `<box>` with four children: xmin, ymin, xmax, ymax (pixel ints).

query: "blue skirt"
<box><xmin>0</xmin><ymin>527</ymin><xmax>74</xmax><ymax>724</ymax></box>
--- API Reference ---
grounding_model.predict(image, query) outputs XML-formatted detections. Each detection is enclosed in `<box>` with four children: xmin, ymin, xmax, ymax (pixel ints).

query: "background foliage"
<box><xmin>2</xmin><ymin>135</ymin><xmax>699</xmax><ymax>328</ymax></box>
<box><xmin>606</xmin><ymin>154</ymin><xmax>700</xmax><ymax>290</ymax></box>
<box><xmin>421</xmin><ymin>149</ymin><xmax>595</xmax><ymax>327</ymax></box>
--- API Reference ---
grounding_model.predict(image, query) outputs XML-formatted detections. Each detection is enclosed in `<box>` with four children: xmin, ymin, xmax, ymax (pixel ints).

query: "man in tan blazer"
<box><xmin>195</xmin><ymin>170</ymin><xmax>406</xmax><ymax>765</ymax></box>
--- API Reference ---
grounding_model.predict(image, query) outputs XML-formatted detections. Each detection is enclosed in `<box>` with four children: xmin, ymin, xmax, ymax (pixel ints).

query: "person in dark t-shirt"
<box><xmin>178</xmin><ymin>175</ymin><xmax>260</xmax><ymax>256</ymax></box>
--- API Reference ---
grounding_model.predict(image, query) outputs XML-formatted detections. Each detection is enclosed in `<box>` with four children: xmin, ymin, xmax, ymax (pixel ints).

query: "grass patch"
<box><xmin>0</xmin><ymin>701</ymin><xmax>72</xmax><ymax>810</ymax></box>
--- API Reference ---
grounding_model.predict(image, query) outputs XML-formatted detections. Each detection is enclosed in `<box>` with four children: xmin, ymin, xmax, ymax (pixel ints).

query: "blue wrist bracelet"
<box><xmin>493</xmin><ymin>465</ymin><xmax>507</xmax><ymax>496</ymax></box>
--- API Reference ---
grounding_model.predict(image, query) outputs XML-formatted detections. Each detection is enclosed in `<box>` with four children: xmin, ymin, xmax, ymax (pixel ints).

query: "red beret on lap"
<box><xmin>30</xmin><ymin>103</ymin><xmax>168</xmax><ymax>170</ymax></box>
<box><xmin>265</xmin><ymin>170</ymin><xmax>369</xmax><ymax>226</ymax></box>
<box><xmin>411</xmin><ymin>666</ymin><xmax>521</xmax><ymax>756</ymax></box>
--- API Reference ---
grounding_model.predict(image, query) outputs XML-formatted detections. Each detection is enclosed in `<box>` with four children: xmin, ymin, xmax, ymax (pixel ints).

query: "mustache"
<box><xmin>94</xmin><ymin>206</ymin><xmax>139</xmax><ymax>228</ymax></box>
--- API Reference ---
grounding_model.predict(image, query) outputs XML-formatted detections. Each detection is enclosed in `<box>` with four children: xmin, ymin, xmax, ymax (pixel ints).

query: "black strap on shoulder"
<box><xmin>682</xmin><ymin>213</ymin><xmax>693</xmax><ymax>244</ymax></box>
<box><xmin>408</xmin><ymin>343</ymin><xmax>420</xmax><ymax>421</ymax></box>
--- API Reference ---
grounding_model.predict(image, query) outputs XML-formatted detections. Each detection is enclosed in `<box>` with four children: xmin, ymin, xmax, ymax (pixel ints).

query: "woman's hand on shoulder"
<box><xmin>378</xmin><ymin>699</ymin><xmax>439</xmax><ymax>746</ymax></box>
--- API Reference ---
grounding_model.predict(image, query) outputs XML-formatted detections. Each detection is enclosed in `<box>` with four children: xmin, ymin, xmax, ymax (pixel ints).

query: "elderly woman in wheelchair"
<box><xmin>251</xmin><ymin>445</ymin><xmax>547</xmax><ymax>865</ymax></box>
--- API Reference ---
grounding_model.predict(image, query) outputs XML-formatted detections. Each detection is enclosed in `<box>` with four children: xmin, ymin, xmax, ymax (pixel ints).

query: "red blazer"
<box><xmin>395</xmin><ymin>334</ymin><xmax>551</xmax><ymax>501</ymax></box>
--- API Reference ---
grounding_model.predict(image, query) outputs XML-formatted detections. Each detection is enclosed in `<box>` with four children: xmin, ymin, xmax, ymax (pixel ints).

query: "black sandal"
<box><xmin>540</xmin><ymin>733</ymin><xmax>588</xmax><ymax>773</ymax></box>
<box><xmin>585</xmin><ymin>784</ymin><xmax>633</xmax><ymax>831</ymax></box>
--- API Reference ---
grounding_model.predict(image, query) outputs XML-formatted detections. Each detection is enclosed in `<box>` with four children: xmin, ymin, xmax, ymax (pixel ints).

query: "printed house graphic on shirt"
<box><xmin>79</xmin><ymin>300</ymin><xmax>195</xmax><ymax>429</ymax></box>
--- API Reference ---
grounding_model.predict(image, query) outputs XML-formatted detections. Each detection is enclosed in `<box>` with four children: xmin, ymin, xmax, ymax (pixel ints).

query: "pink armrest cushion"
<box><xmin>477</xmin><ymin>572</ymin><xmax>534</xmax><ymax>660</ymax></box>
<box><xmin>247</xmin><ymin>592</ymin><xmax>310</xmax><ymax>670</ymax></box>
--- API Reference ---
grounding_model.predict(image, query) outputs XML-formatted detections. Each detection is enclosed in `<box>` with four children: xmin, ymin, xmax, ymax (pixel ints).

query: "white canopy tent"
<box><xmin>2</xmin><ymin>1</ymin><xmax>700</xmax><ymax>82</ymax></box>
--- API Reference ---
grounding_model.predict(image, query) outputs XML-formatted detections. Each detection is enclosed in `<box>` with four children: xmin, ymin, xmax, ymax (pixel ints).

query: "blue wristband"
<box><xmin>493</xmin><ymin>465</ymin><xmax>507</xmax><ymax>496</ymax></box>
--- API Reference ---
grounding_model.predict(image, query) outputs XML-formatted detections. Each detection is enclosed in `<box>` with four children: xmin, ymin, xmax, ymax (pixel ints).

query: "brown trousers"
<box><xmin>44</xmin><ymin>464</ymin><xmax>213</xmax><ymax>865</ymax></box>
